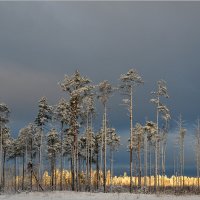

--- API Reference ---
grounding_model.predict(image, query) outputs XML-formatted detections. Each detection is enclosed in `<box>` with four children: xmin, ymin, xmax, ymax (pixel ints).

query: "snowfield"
<box><xmin>0</xmin><ymin>191</ymin><xmax>199</xmax><ymax>200</ymax></box>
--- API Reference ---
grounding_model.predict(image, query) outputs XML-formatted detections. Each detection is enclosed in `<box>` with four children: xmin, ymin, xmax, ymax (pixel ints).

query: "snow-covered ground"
<box><xmin>0</xmin><ymin>191</ymin><xmax>199</xmax><ymax>200</ymax></box>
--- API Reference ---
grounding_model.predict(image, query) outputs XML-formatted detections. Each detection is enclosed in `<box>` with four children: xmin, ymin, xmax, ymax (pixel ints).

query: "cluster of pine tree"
<box><xmin>0</xmin><ymin>69</ymin><xmax>200</xmax><ymax>194</ymax></box>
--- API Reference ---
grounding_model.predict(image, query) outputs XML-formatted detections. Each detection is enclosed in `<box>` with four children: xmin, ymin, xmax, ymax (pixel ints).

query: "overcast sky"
<box><xmin>0</xmin><ymin>2</ymin><xmax>200</xmax><ymax>175</ymax></box>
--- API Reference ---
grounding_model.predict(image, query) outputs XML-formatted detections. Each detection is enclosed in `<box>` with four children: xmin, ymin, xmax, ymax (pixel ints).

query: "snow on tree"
<box><xmin>35</xmin><ymin>97</ymin><xmax>52</xmax><ymax>127</ymax></box>
<box><xmin>59</xmin><ymin>70</ymin><xmax>93</xmax><ymax>191</ymax></box>
<box><xmin>14</xmin><ymin>123</ymin><xmax>41</xmax><ymax>191</ymax></box>
<box><xmin>35</xmin><ymin>97</ymin><xmax>53</xmax><ymax>184</ymax></box>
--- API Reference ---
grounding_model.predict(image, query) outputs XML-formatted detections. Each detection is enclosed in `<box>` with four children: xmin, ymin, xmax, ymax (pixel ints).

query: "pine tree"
<box><xmin>59</xmin><ymin>70</ymin><xmax>92</xmax><ymax>191</ymax></box>
<box><xmin>195</xmin><ymin>118</ymin><xmax>200</xmax><ymax>191</ymax></box>
<box><xmin>54</xmin><ymin>98</ymin><xmax>70</xmax><ymax>190</ymax></box>
<box><xmin>81</xmin><ymin>95</ymin><xmax>95</xmax><ymax>191</ymax></box>
<box><xmin>150</xmin><ymin>80</ymin><xmax>170</xmax><ymax>191</ymax></box>
<box><xmin>107</xmin><ymin>128</ymin><xmax>120</xmax><ymax>192</ymax></box>
<box><xmin>144</xmin><ymin>121</ymin><xmax>157</xmax><ymax>190</ymax></box>
<box><xmin>0</xmin><ymin>127</ymin><xmax>12</xmax><ymax>191</ymax></box>
<box><xmin>133</xmin><ymin>123</ymin><xmax>144</xmax><ymax>189</ymax></box>
<box><xmin>35</xmin><ymin>97</ymin><xmax>52</xmax><ymax>183</ymax></box>
<box><xmin>17</xmin><ymin>127</ymin><xmax>30</xmax><ymax>191</ymax></box>
<box><xmin>120</xmin><ymin>69</ymin><xmax>143</xmax><ymax>193</ymax></box>
<box><xmin>0</xmin><ymin>103</ymin><xmax>10</xmax><ymax>190</ymax></box>
<box><xmin>97</xmin><ymin>80</ymin><xmax>113</xmax><ymax>193</ymax></box>
<box><xmin>177</xmin><ymin>115</ymin><xmax>186</xmax><ymax>189</ymax></box>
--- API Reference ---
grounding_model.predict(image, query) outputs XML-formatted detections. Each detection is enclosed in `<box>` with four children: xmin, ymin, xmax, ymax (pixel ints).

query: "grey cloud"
<box><xmin>0</xmin><ymin>1</ymin><xmax>200</xmax><ymax>173</ymax></box>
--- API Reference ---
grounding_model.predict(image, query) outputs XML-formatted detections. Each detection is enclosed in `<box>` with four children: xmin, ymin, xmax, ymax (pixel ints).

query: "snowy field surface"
<box><xmin>0</xmin><ymin>191</ymin><xmax>199</xmax><ymax>200</ymax></box>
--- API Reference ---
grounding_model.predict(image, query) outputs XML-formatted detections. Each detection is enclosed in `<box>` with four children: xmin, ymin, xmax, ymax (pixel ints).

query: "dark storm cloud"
<box><xmin>0</xmin><ymin>1</ymin><xmax>200</xmax><ymax>172</ymax></box>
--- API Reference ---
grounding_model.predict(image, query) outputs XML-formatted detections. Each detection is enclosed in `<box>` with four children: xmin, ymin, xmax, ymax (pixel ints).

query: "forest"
<box><xmin>0</xmin><ymin>69</ymin><xmax>200</xmax><ymax>194</ymax></box>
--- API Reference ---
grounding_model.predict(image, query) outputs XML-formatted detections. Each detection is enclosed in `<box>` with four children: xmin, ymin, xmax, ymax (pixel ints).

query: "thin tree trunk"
<box><xmin>155</xmin><ymin>95</ymin><xmax>160</xmax><ymax>193</ymax></box>
<box><xmin>75</xmin><ymin>130</ymin><xmax>79</xmax><ymax>191</ymax></box>
<box><xmin>103</xmin><ymin>103</ymin><xmax>107</xmax><ymax>193</ymax></box>
<box><xmin>14</xmin><ymin>156</ymin><xmax>17</xmax><ymax>193</ymax></box>
<box><xmin>138</xmin><ymin>134</ymin><xmax>142</xmax><ymax>189</ymax></box>
<box><xmin>155</xmin><ymin>139</ymin><xmax>158</xmax><ymax>192</ymax></box>
<box><xmin>89</xmin><ymin>136</ymin><xmax>92</xmax><ymax>192</ymax></box>
<box><xmin>70</xmin><ymin>156</ymin><xmax>74</xmax><ymax>191</ymax></box>
<box><xmin>55</xmin><ymin>161</ymin><xmax>57</xmax><ymax>190</ymax></box>
<box><xmin>39</xmin><ymin>125</ymin><xmax>43</xmax><ymax>186</ymax></box>
<box><xmin>30</xmin><ymin>138</ymin><xmax>33</xmax><ymax>191</ymax></box>
<box><xmin>51</xmin><ymin>157</ymin><xmax>54</xmax><ymax>191</ymax></box>
<box><xmin>144</xmin><ymin>132</ymin><xmax>147</xmax><ymax>188</ymax></box>
<box><xmin>22</xmin><ymin>153</ymin><xmax>25</xmax><ymax>191</ymax></box>
<box><xmin>0</xmin><ymin>125</ymin><xmax>2</xmax><ymax>186</ymax></box>
<box><xmin>149</xmin><ymin>144</ymin><xmax>152</xmax><ymax>191</ymax></box>
<box><xmin>86</xmin><ymin>112</ymin><xmax>89</xmax><ymax>191</ymax></box>
<box><xmin>110</xmin><ymin>147</ymin><xmax>113</xmax><ymax>192</ymax></box>
<box><xmin>130</xmin><ymin>86</ymin><xmax>133</xmax><ymax>193</ymax></box>
<box><xmin>60</xmin><ymin>121</ymin><xmax>64</xmax><ymax>190</ymax></box>
<box><xmin>2</xmin><ymin>150</ymin><xmax>6</xmax><ymax>190</ymax></box>
<box><xmin>96</xmin><ymin>140</ymin><xmax>99</xmax><ymax>190</ymax></box>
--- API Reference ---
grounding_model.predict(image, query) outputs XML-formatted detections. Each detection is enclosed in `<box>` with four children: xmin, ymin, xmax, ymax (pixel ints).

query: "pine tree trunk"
<box><xmin>144</xmin><ymin>132</ymin><xmax>147</xmax><ymax>188</ymax></box>
<box><xmin>149</xmin><ymin>144</ymin><xmax>152</xmax><ymax>191</ymax></box>
<box><xmin>0</xmin><ymin>125</ymin><xmax>2</xmax><ymax>187</ymax></box>
<box><xmin>39</xmin><ymin>126</ymin><xmax>43</xmax><ymax>186</ymax></box>
<box><xmin>138</xmin><ymin>136</ymin><xmax>141</xmax><ymax>189</ymax></box>
<box><xmin>14</xmin><ymin>156</ymin><xmax>17</xmax><ymax>193</ymax></box>
<box><xmin>71</xmin><ymin>97</ymin><xmax>79</xmax><ymax>192</ymax></box>
<box><xmin>2</xmin><ymin>150</ymin><xmax>6</xmax><ymax>191</ymax></box>
<box><xmin>60</xmin><ymin>121</ymin><xmax>64</xmax><ymax>191</ymax></box>
<box><xmin>197</xmin><ymin>140</ymin><xmax>200</xmax><ymax>191</ymax></box>
<box><xmin>70</xmin><ymin>156</ymin><xmax>74</xmax><ymax>191</ymax></box>
<box><xmin>30</xmin><ymin>138</ymin><xmax>33</xmax><ymax>191</ymax></box>
<box><xmin>130</xmin><ymin>87</ymin><xmax>133</xmax><ymax>193</ymax></box>
<box><xmin>96</xmin><ymin>141</ymin><xmax>99</xmax><ymax>190</ymax></box>
<box><xmin>22</xmin><ymin>153</ymin><xmax>25</xmax><ymax>191</ymax></box>
<box><xmin>55</xmin><ymin>161</ymin><xmax>57</xmax><ymax>191</ymax></box>
<box><xmin>110</xmin><ymin>147</ymin><xmax>113</xmax><ymax>192</ymax></box>
<box><xmin>103</xmin><ymin>103</ymin><xmax>107</xmax><ymax>193</ymax></box>
<box><xmin>75</xmin><ymin>129</ymin><xmax>79</xmax><ymax>191</ymax></box>
<box><xmin>89</xmin><ymin>144</ymin><xmax>92</xmax><ymax>191</ymax></box>
<box><xmin>86</xmin><ymin>112</ymin><xmax>89</xmax><ymax>191</ymax></box>
<box><xmin>155</xmin><ymin>139</ymin><xmax>158</xmax><ymax>192</ymax></box>
<box><xmin>157</xmin><ymin>140</ymin><xmax>160</xmax><ymax>190</ymax></box>
<box><xmin>51</xmin><ymin>157</ymin><xmax>54</xmax><ymax>191</ymax></box>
